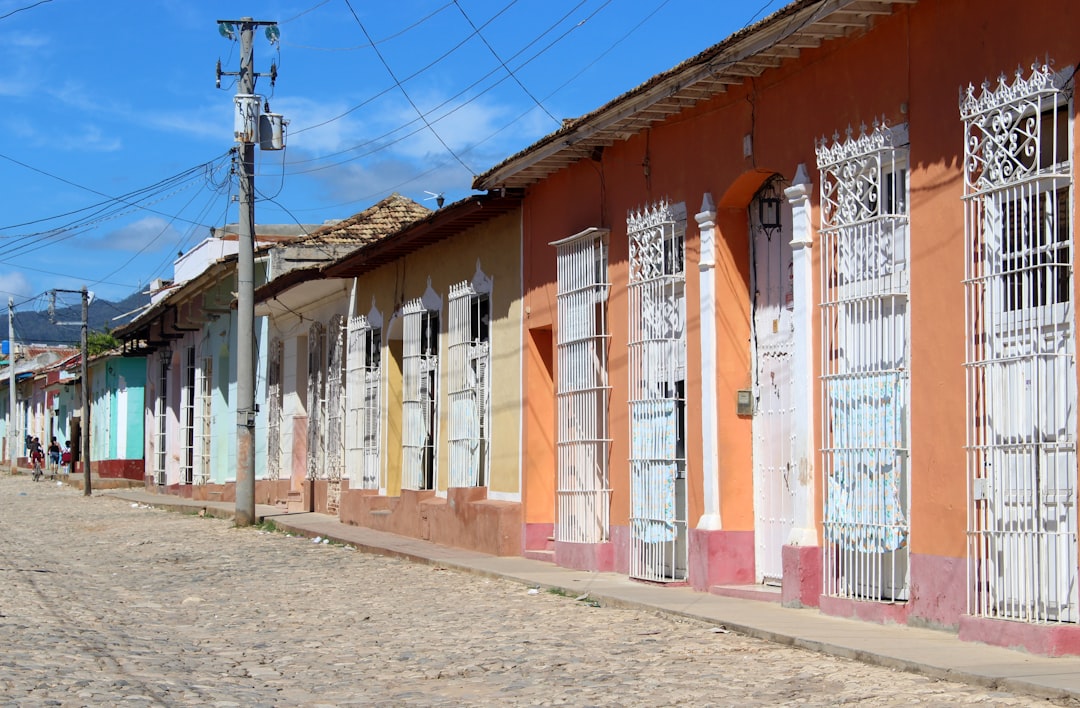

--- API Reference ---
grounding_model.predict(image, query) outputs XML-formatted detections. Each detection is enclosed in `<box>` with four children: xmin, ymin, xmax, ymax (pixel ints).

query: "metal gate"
<box><xmin>554</xmin><ymin>228</ymin><xmax>612</xmax><ymax>544</ymax></box>
<box><xmin>749</xmin><ymin>177</ymin><xmax>796</xmax><ymax>585</ymax></box>
<box><xmin>628</xmin><ymin>201</ymin><xmax>688</xmax><ymax>582</ymax></box>
<box><xmin>817</xmin><ymin>122</ymin><xmax>911</xmax><ymax>601</ymax></box>
<box><xmin>963</xmin><ymin>61</ymin><xmax>1077</xmax><ymax>623</ymax></box>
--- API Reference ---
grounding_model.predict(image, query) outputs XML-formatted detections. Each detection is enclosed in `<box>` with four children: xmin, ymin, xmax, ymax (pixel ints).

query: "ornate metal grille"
<box><xmin>180</xmin><ymin>346</ymin><xmax>196</xmax><ymax>485</ymax></box>
<box><xmin>306</xmin><ymin>321</ymin><xmax>326</xmax><ymax>480</ymax></box>
<box><xmin>346</xmin><ymin>315</ymin><xmax>382</xmax><ymax>490</ymax></box>
<box><xmin>154</xmin><ymin>356</ymin><xmax>168</xmax><ymax>486</ymax></box>
<box><xmin>628</xmin><ymin>201</ymin><xmax>688</xmax><ymax>582</ymax></box>
<box><xmin>401</xmin><ymin>298</ymin><xmax>439</xmax><ymax>491</ymax></box>
<box><xmin>962</xmin><ymin>61</ymin><xmax>1077</xmax><ymax>623</ymax></box>
<box><xmin>194</xmin><ymin>356</ymin><xmax>212</xmax><ymax>485</ymax></box>
<box><xmin>554</xmin><ymin>228</ymin><xmax>611</xmax><ymax>544</ymax></box>
<box><xmin>266</xmin><ymin>339</ymin><xmax>282</xmax><ymax>481</ymax></box>
<box><xmin>448</xmin><ymin>279</ymin><xmax>492</xmax><ymax>488</ymax></box>
<box><xmin>326</xmin><ymin>314</ymin><xmax>346</xmax><ymax>513</ymax></box>
<box><xmin>817</xmin><ymin>120</ymin><xmax>911</xmax><ymax>602</ymax></box>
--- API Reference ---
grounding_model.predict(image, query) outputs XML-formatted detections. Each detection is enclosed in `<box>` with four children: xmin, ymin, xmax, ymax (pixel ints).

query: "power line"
<box><xmin>452</xmin><ymin>0</ymin><xmax>559</xmax><ymax>127</ymax></box>
<box><xmin>294</xmin><ymin>0</ymin><xmax>523</xmax><ymax>140</ymax></box>
<box><xmin>342</xmin><ymin>0</ymin><xmax>475</xmax><ymax>175</ymax></box>
<box><xmin>0</xmin><ymin>0</ymin><xmax>52</xmax><ymax>21</ymax></box>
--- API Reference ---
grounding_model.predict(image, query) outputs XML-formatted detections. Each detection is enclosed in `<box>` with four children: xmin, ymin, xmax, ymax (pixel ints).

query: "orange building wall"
<box><xmin>519</xmin><ymin>0</ymin><xmax>1080</xmax><ymax>568</ymax></box>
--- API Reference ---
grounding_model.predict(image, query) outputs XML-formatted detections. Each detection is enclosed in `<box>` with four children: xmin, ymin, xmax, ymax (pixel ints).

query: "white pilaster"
<box><xmin>784</xmin><ymin>164</ymin><xmax>818</xmax><ymax>547</ymax></box>
<box><xmin>695</xmin><ymin>192</ymin><xmax>722</xmax><ymax>530</ymax></box>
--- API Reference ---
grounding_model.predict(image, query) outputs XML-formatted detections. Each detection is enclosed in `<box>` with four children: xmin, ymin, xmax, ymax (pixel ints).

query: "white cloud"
<box><xmin>0</xmin><ymin>271</ymin><xmax>34</xmax><ymax>299</ymax></box>
<box><xmin>96</xmin><ymin>217</ymin><xmax>182</xmax><ymax>252</ymax></box>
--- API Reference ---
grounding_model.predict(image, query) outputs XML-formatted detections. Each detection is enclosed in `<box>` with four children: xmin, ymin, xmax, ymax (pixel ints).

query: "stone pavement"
<box><xmin>3</xmin><ymin>473</ymin><xmax>1078</xmax><ymax>705</ymax></box>
<box><xmin>89</xmin><ymin>483</ymin><xmax>1080</xmax><ymax>705</ymax></box>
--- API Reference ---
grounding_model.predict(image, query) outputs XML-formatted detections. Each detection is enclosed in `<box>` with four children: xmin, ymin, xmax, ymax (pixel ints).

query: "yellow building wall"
<box><xmin>350</xmin><ymin>209</ymin><xmax>522</xmax><ymax>496</ymax></box>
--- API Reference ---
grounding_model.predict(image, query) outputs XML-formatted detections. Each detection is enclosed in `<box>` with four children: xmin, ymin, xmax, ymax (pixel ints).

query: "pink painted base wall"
<box><xmin>338</xmin><ymin>487</ymin><xmax>522</xmax><ymax>557</ymax></box>
<box><xmin>93</xmin><ymin>459</ymin><xmax>144</xmax><ymax>481</ymax></box>
<box><xmin>817</xmin><ymin>552</ymin><xmax>965</xmax><ymax>627</ymax></box>
<box><xmin>959</xmin><ymin>615</ymin><xmax>1080</xmax><ymax>657</ymax></box>
<box><xmin>523</xmin><ymin>522</ymin><xmax>553</xmax><ymax>552</ymax></box>
<box><xmin>688</xmin><ymin>529</ymin><xmax>755</xmax><ymax>591</ymax></box>
<box><xmin>781</xmin><ymin>544</ymin><xmax>822</xmax><ymax>608</ymax></box>
<box><xmin>554</xmin><ymin>540</ymin><xmax>616</xmax><ymax>572</ymax></box>
<box><xmin>908</xmin><ymin>552</ymin><xmax>966</xmax><ymax>630</ymax></box>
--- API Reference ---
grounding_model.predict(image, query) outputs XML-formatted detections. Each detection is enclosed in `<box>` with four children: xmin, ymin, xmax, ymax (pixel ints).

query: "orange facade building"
<box><xmin>475</xmin><ymin>0</ymin><xmax>1080</xmax><ymax>655</ymax></box>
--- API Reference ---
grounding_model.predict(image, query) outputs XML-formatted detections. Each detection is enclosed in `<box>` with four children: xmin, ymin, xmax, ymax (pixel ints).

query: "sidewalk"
<box><xmin>102</xmin><ymin>487</ymin><xmax>1080</xmax><ymax>703</ymax></box>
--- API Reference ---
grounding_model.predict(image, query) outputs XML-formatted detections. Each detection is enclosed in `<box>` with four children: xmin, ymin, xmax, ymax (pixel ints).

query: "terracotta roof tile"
<box><xmin>294</xmin><ymin>193</ymin><xmax>431</xmax><ymax>247</ymax></box>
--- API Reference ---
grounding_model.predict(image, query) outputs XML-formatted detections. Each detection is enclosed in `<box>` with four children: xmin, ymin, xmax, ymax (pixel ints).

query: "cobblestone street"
<box><xmin>0</xmin><ymin>475</ymin><xmax>1069</xmax><ymax>707</ymax></box>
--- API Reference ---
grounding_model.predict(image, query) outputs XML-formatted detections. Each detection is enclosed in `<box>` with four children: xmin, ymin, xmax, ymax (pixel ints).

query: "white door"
<box><xmin>750</xmin><ymin>179</ymin><xmax>796</xmax><ymax>585</ymax></box>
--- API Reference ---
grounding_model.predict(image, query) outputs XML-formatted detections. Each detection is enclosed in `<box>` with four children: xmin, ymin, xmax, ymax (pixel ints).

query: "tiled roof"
<box><xmin>292</xmin><ymin>193</ymin><xmax>431</xmax><ymax>247</ymax></box>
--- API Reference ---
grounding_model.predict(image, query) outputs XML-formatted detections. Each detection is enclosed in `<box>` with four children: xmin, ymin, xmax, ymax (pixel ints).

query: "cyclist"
<box><xmin>29</xmin><ymin>437</ymin><xmax>44</xmax><ymax>482</ymax></box>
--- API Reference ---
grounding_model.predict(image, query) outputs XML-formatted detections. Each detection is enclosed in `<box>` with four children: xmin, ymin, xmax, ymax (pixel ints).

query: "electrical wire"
<box><xmin>0</xmin><ymin>0</ymin><xmax>52</xmax><ymax>21</ymax></box>
<box><xmin>451</xmin><ymin>0</ymin><xmax>559</xmax><ymax>126</ymax></box>
<box><xmin>342</xmin><ymin>0</ymin><xmax>475</xmax><ymax>175</ymax></box>
<box><xmin>292</xmin><ymin>0</ymin><xmax>522</xmax><ymax>138</ymax></box>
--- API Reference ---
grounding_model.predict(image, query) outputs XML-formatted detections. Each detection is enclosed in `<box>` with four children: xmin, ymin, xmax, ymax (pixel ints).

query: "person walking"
<box><xmin>47</xmin><ymin>438</ymin><xmax>61</xmax><ymax>478</ymax></box>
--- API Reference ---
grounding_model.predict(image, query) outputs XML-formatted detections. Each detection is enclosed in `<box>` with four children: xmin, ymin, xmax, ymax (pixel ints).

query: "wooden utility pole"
<box><xmin>217</xmin><ymin>17</ymin><xmax>281</xmax><ymax>525</ymax></box>
<box><xmin>7</xmin><ymin>298</ymin><xmax>16</xmax><ymax>475</ymax></box>
<box><xmin>80</xmin><ymin>286</ymin><xmax>90</xmax><ymax>496</ymax></box>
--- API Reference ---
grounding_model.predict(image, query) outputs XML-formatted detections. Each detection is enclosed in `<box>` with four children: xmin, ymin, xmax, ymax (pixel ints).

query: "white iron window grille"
<box><xmin>628</xmin><ymin>201</ymin><xmax>688</xmax><ymax>583</ymax></box>
<box><xmin>448</xmin><ymin>279</ymin><xmax>492</xmax><ymax>488</ymax></box>
<box><xmin>154</xmin><ymin>356</ymin><xmax>168</xmax><ymax>486</ymax></box>
<box><xmin>180</xmin><ymin>347</ymin><xmax>196</xmax><ymax>485</ymax></box>
<box><xmin>817</xmin><ymin>119</ymin><xmax>912</xmax><ymax>602</ymax></box>
<box><xmin>194</xmin><ymin>356</ymin><xmax>213</xmax><ymax>485</ymax></box>
<box><xmin>962</xmin><ymin>61</ymin><xmax>1077</xmax><ymax>624</ymax></box>
<box><xmin>346</xmin><ymin>314</ymin><xmax>382</xmax><ymax>490</ymax></box>
<box><xmin>402</xmin><ymin>298</ymin><xmax>440</xmax><ymax>491</ymax></box>
<box><xmin>326</xmin><ymin>314</ymin><xmax>346</xmax><ymax>513</ymax></box>
<box><xmin>266</xmin><ymin>339</ymin><xmax>282</xmax><ymax>481</ymax></box>
<box><xmin>307</xmin><ymin>321</ymin><xmax>326</xmax><ymax>480</ymax></box>
<box><xmin>553</xmin><ymin>228</ymin><xmax>612</xmax><ymax>544</ymax></box>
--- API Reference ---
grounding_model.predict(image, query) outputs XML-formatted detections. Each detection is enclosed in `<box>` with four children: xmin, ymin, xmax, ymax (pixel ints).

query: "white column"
<box><xmin>784</xmin><ymin>164</ymin><xmax>817</xmax><ymax>546</ymax></box>
<box><xmin>695</xmin><ymin>193</ymin><xmax>722</xmax><ymax>530</ymax></box>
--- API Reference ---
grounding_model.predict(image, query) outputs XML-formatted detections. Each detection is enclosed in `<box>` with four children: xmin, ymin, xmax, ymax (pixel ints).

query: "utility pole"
<box><xmin>217</xmin><ymin>17</ymin><xmax>283</xmax><ymax>526</ymax></box>
<box><xmin>51</xmin><ymin>287</ymin><xmax>92</xmax><ymax>494</ymax></box>
<box><xmin>80</xmin><ymin>286</ymin><xmax>90</xmax><ymax>496</ymax></box>
<box><xmin>7</xmin><ymin>298</ymin><xmax>16</xmax><ymax>475</ymax></box>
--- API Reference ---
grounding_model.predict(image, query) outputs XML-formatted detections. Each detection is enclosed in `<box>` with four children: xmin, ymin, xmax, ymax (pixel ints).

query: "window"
<box><xmin>627</xmin><ymin>201</ymin><xmax>688</xmax><ymax>583</ymax></box>
<box><xmin>155</xmin><ymin>357</ymin><xmax>168</xmax><ymax>486</ymax></box>
<box><xmin>817</xmin><ymin>120</ymin><xmax>911</xmax><ymax>602</ymax></box>
<box><xmin>449</xmin><ymin>276</ymin><xmax>492</xmax><ymax>488</ymax></box>
<box><xmin>402</xmin><ymin>299</ymin><xmax>440</xmax><ymax>491</ymax></box>
<box><xmin>180</xmin><ymin>347</ymin><xmax>195</xmax><ymax>485</ymax></box>
<box><xmin>346</xmin><ymin>314</ymin><xmax>383</xmax><ymax>490</ymax></box>
<box><xmin>552</xmin><ymin>228</ymin><xmax>611</xmax><ymax>545</ymax></box>
<box><xmin>962</xmin><ymin>61</ymin><xmax>1076</xmax><ymax>623</ymax></box>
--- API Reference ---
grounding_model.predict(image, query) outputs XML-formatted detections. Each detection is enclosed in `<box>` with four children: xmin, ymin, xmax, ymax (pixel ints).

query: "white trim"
<box><xmin>695</xmin><ymin>193</ymin><xmax>722</xmax><ymax>531</ymax></box>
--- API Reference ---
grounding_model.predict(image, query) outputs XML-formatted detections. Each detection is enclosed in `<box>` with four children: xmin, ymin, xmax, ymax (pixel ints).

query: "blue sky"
<box><xmin>0</xmin><ymin>0</ymin><xmax>773</xmax><ymax>309</ymax></box>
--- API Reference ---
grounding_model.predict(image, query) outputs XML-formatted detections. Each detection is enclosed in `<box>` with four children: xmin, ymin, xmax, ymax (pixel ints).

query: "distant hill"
<box><xmin>3</xmin><ymin>291</ymin><xmax>151</xmax><ymax>347</ymax></box>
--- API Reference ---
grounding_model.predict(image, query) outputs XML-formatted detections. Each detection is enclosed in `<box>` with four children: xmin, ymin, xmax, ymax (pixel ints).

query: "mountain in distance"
<box><xmin>2</xmin><ymin>290</ymin><xmax>151</xmax><ymax>347</ymax></box>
